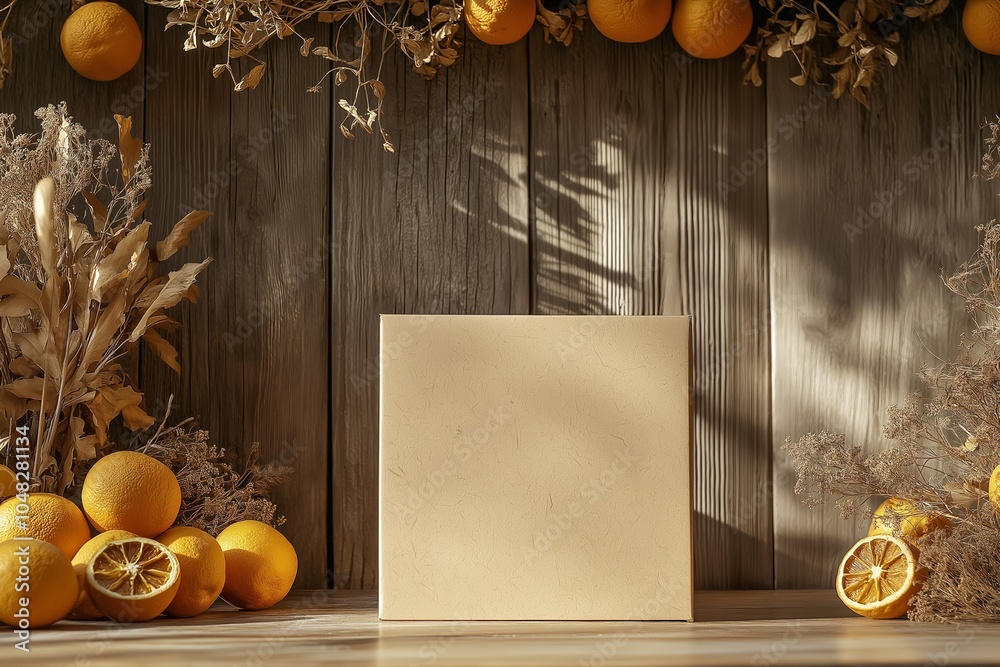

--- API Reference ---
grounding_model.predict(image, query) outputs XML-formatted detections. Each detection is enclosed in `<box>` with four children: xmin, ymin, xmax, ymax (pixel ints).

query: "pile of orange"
<box><xmin>464</xmin><ymin>0</ymin><xmax>753</xmax><ymax>58</ymax></box>
<box><xmin>834</xmin><ymin>497</ymin><xmax>952</xmax><ymax>619</ymax></box>
<box><xmin>0</xmin><ymin>452</ymin><xmax>297</xmax><ymax>628</ymax></box>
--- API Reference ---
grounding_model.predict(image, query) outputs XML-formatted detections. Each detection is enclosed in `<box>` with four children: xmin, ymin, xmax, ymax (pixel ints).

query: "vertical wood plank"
<box><xmin>142</xmin><ymin>8</ymin><xmax>330</xmax><ymax>587</ymax></box>
<box><xmin>331</xmin><ymin>40</ymin><xmax>531</xmax><ymax>589</ymax></box>
<box><xmin>769</xmin><ymin>19</ymin><xmax>1000</xmax><ymax>587</ymax></box>
<box><xmin>677</xmin><ymin>55</ymin><xmax>772</xmax><ymax>589</ymax></box>
<box><xmin>528</xmin><ymin>30</ymin><xmax>773</xmax><ymax>588</ymax></box>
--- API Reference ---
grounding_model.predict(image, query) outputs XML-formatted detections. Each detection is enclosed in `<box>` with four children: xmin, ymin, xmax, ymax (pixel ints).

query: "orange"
<box><xmin>157</xmin><ymin>526</ymin><xmax>226</xmax><ymax>618</ymax></box>
<box><xmin>963</xmin><ymin>0</ymin><xmax>1000</xmax><ymax>55</ymax></box>
<box><xmin>868</xmin><ymin>498</ymin><xmax>950</xmax><ymax>540</ymax></box>
<box><xmin>0</xmin><ymin>465</ymin><xmax>15</xmax><ymax>500</ymax></box>
<box><xmin>836</xmin><ymin>534</ymin><xmax>923</xmax><ymax>619</ymax></box>
<box><xmin>0</xmin><ymin>494</ymin><xmax>91</xmax><ymax>559</ymax></box>
<box><xmin>989</xmin><ymin>465</ymin><xmax>1000</xmax><ymax>512</ymax></box>
<box><xmin>85</xmin><ymin>537</ymin><xmax>180</xmax><ymax>622</ymax></box>
<box><xmin>465</xmin><ymin>0</ymin><xmax>536</xmax><ymax>45</ymax></box>
<box><xmin>82</xmin><ymin>451</ymin><xmax>181</xmax><ymax>538</ymax></box>
<box><xmin>587</xmin><ymin>0</ymin><xmax>672</xmax><ymax>43</ymax></box>
<box><xmin>217</xmin><ymin>521</ymin><xmax>297</xmax><ymax>610</ymax></box>
<box><xmin>60</xmin><ymin>1</ymin><xmax>142</xmax><ymax>81</ymax></box>
<box><xmin>0</xmin><ymin>539</ymin><xmax>78</xmax><ymax>628</ymax></box>
<box><xmin>671</xmin><ymin>0</ymin><xmax>753</xmax><ymax>59</ymax></box>
<box><xmin>69</xmin><ymin>530</ymin><xmax>136</xmax><ymax>620</ymax></box>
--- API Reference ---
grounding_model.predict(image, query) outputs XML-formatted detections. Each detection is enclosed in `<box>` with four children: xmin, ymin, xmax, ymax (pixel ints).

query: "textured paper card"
<box><xmin>379</xmin><ymin>315</ymin><xmax>692</xmax><ymax>621</ymax></box>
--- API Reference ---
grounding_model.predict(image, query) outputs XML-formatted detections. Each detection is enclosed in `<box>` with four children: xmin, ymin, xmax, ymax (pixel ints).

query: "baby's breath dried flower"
<box><xmin>139</xmin><ymin>415</ymin><xmax>291</xmax><ymax>535</ymax></box>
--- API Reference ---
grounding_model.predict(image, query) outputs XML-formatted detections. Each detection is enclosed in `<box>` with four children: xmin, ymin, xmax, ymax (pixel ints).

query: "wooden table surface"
<box><xmin>13</xmin><ymin>590</ymin><xmax>996</xmax><ymax>666</ymax></box>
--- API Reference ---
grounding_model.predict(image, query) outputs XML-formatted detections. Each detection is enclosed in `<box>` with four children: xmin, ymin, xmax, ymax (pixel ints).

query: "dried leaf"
<box><xmin>234</xmin><ymin>64</ymin><xmax>266</xmax><ymax>92</ymax></box>
<box><xmin>143</xmin><ymin>329</ymin><xmax>181</xmax><ymax>373</ymax></box>
<box><xmin>115</xmin><ymin>115</ymin><xmax>142</xmax><ymax>181</ymax></box>
<box><xmin>156</xmin><ymin>210</ymin><xmax>210</xmax><ymax>262</ymax></box>
<box><xmin>129</xmin><ymin>259</ymin><xmax>213</xmax><ymax>342</ymax></box>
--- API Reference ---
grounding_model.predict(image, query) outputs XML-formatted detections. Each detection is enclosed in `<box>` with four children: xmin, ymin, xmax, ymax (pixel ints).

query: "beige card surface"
<box><xmin>379</xmin><ymin>315</ymin><xmax>692</xmax><ymax>621</ymax></box>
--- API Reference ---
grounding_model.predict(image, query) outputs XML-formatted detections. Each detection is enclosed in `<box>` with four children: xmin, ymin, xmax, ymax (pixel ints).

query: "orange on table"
<box><xmin>217</xmin><ymin>520</ymin><xmax>298</xmax><ymax>610</ymax></box>
<box><xmin>0</xmin><ymin>493</ymin><xmax>90</xmax><ymax>559</ymax></box>
<box><xmin>587</xmin><ymin>0</ymin><xmax>673</xmax><ymax>43</ymax></box>
<box><xmin>82</xmin><ymin>451</ymin><xmax>181</xmax><ymax>538</ymax></box>
<box><xmin>0</xmin><ymin>539</ymin><xmax>78</xmax><ymax>628</ymax></box>
<box><xmin>69</xmin><ymin>529</ymin><xmax>136</xmax><ymax>620</ymax></box>
<box><xmin>60</xmin><ymin>1</ymin><xmax>142</xmax><ymax>81</ymax></box>
<box><xmin>465</xmin><ymin>0</ymin><xmax>537</xmax><ymax>45</ymax></box>
<box><xmin>836</xmin><ymin>534</ymin><xmax>923</xmax><ymax>619</ymax></box>
<box><xmin>0</xmin><ymin>465</ymin><xmax>15</xmax><ymax>500</ymax></box>
<box><xmin>867</xmin><ymin>497</ymin><xmax>950</xmax><ymax>540</ymax></box>
<box><xmin>158</xmin><ymin>526</ymin><xmax>226</xmax><ymax>618</ymax></box>
<box><xmin>671</xmin><ymin>0</ymin><xmax>753</xmax><ymax>59</ymax></box>
<box><xmin>85</xmin><ymin>537</ymin><xmax>180</xmax><ymax>622</ymax></box>
<box><xmin>963</xmin><ymin>0</ymin><xmax>1000</xmax><ymax>56</ymax></box>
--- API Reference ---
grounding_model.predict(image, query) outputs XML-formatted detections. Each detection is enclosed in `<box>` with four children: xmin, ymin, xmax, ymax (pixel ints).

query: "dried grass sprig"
<box><xmin>139</xmin><ymin>413</ymin><xmax>290</xmax><ymax>535</ymax></box>
<box><xmin>785</xmin><ymin>117</ymin><xmax>1000</xmax><ymax>622</ymax></box>
<box><xmin>0</xmin><ymin>104</ymin><xmax>211</xmax><ymax>493</ymax></box>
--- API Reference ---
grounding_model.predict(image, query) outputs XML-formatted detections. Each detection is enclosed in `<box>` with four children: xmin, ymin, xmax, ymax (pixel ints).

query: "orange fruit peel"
<box><xmin>587</xmin><ymin>0</ymin><xmax>673</xmax><ymax>44</ymax></box>
<box><xmin>465</xmin><ymin>0</ymin><xmax>536</xmax><ymax>45</ymax></box>
<box><xmin>60</xmin><ymin>1</ymin><xmax>142</xmax><ymax>81</ymax></box>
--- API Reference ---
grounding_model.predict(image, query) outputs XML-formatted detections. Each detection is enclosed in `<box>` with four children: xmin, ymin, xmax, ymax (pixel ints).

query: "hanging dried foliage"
<box><xmin>742</xmin><ymin>0</ymin><xmax>950</xmax><ymax>107</ymax></box>
<box><xmin>0</xmin><ymin>104</ymin><xmax>210</xmax><ymax>493</ymax></box>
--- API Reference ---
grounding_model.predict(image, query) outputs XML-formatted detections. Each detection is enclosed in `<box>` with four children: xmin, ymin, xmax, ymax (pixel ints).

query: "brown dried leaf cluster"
<box><xmin>743</xmin><ymin>0</ymin><xmax>949</xmax><ymax>106</ymax></box>
<box><xmin>139</xmin><ymin>415</ymin><xmax>290</xmax><ymax>536</ymax></box>
<box><xmin>536</xmin><ymin>0</ymin><xmax>587</xmax><ymax>46</ymax></box>
<box><xmin>0</xmin><ymin>104</ymin><xmax>210</xmax><ymax>493</ymax></box>
<box><xmin>785</xmin><ymin>119</ymin><xmax>1000</xmax><ymax>622</ymax></box>
<box><xmin>145</xmin><ymin>0</ymin><xmax>465</xmax><ymax>151</ymax></box>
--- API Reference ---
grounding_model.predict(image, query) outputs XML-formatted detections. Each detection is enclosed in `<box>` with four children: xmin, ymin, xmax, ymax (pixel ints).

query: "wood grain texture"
<box><xmin>141</xmin><ymin>8</ymin><xmax>330</xmax><ymax>587</ymax></box>
<box><xmin>527</xmin><ymin>30</ymin><xmax>772</xmax><ymax>588</ymax></box>
<box><xmin>330</xmin><ymin>39</ymin><xmax>531</xmax><ymax>589</ymax></box>
<box><xmin>25</xmin><ymin>590</ymin><xmax>1000</xmax><ymax>666</ymax></box>
<box><xmin>768</xmin><ymin>19</ymin><xmax>1000</xmax><ymax>587</ymax></box>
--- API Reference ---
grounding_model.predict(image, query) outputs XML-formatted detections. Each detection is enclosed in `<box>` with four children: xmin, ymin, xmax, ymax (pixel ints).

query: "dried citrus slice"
<box><xmin>85</xmin><ymin>537</ymin><xmax>180</xmax><ymax>622</ymax></box>
<box><xmin>836</xmin><ymin>534</ymin><xmax>922</xmax><ymax>619</ymax></box>
<box><xmin>0</xmin><ymin>465</ymin><xmax>15</xmax><ymax>500</ymax></box>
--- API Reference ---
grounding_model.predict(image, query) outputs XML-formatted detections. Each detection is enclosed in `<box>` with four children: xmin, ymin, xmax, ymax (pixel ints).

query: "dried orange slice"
<box><xmin>836</xmin><ymin>534</ymin><xmax>923</xmax><ymax>619</ymax></box>
<box><xmin>85</xmin><ymin>537</ymin><xmax>180</xmax><ymax>622</ymax></box>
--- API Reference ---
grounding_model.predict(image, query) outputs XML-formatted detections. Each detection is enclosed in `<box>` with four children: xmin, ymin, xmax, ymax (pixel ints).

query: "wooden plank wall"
<box><xmin>2</xmin><ymin>1</ymin><xmax>998</xmax><ymax>589</ymax></box>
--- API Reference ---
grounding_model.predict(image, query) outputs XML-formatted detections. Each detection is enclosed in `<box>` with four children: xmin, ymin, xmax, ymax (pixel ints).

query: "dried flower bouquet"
<box><xmin>786</xmin><ymin>119</ymin><xmax>1000</xmax><ymax>622</ymax></box>
<box><xmin>0</xmin><ymin>104</ymin><xmax>210</xmax><ymax>493</ymax></box>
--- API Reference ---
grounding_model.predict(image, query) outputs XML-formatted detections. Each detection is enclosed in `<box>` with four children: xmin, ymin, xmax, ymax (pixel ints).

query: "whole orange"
<box><xmin>217</xmin><ymin>521</ymin><xmax>297</xmax><ymax>611</ymax></box>
<box><xmin>82</xmin><ymin>451</ymin><xmax>181</xmax><ymax>538</ymax></box>
<box><xmin>60</xmin><ymin>2</ymin><xmax>142</xmax><ymax>81</ymax></box>
<box><xmin>672</xmin><ymin>0</ymin><xmax>753</xmax><ymax>59</ymax></box>
<box><xmin>964</xmin><ymin>0</ymin><xmax>1000</xmax><ymax>55</ymax></box>
<box><xmin>587</xmin><ymin>0</ymin><xmax>673</xmax><ymax>44</ymax></box>
<box><xmin>0</xmin><ymin>494</ymin><xmax>91</xmax><ymax>559</ymax></box>
<box><xmin>465</xmin><ymin>0</ymin><xmax>537</xmax><ymax>45</ymax></box>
